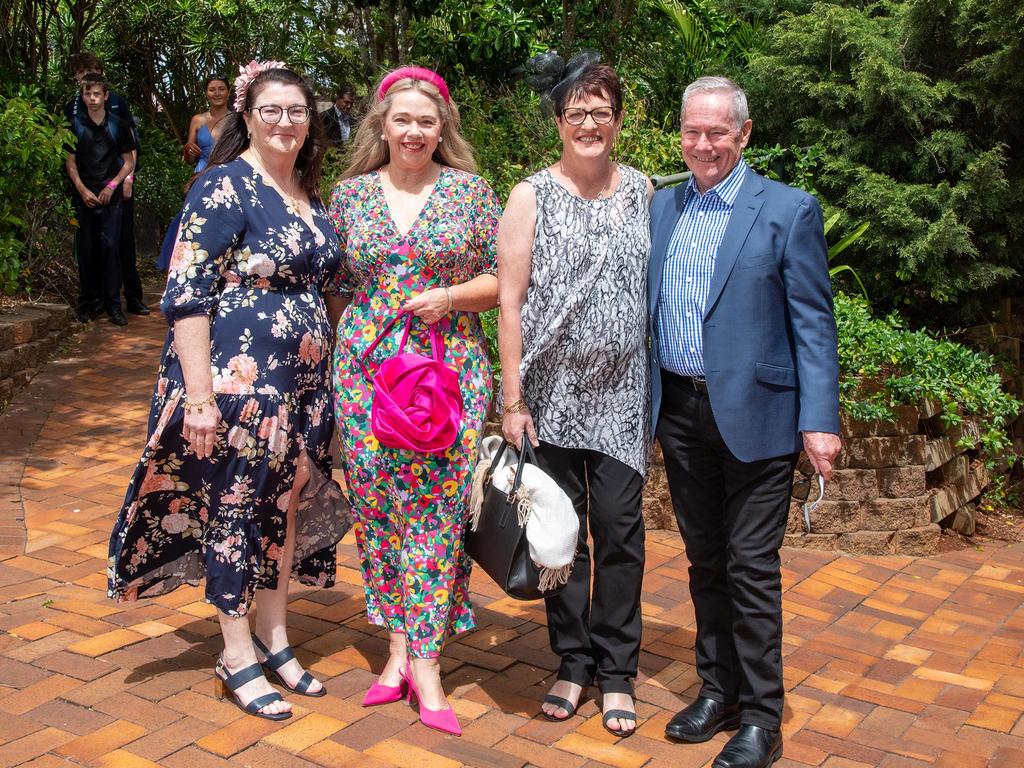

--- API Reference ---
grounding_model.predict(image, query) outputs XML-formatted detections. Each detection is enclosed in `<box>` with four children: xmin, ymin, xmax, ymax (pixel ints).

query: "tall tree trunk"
<box><xmin>562</xmin><ymin>0</ymin><xmax>579</xmax><ymax>54</ymax></box>
<box><xmin>605</xmin><ymin>0</ymin><xmax>637</xmax><ymax>54</ymax></box>
<box><xmin>396</xmin><ymin>0</ymin><xmax>409</xmax><ymax>63</ymax></box>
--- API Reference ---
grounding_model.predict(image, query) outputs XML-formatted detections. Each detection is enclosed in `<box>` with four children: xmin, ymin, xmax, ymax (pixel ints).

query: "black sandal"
<box><xmin>214</xmin><ymin>659</ymin><xmax>292</xmax><ymax>721</ymax></box>
<box><xmin>541</xmin><ymin>693</ymin><xmax>579</xmax><ymax>721</ymax></box>
<box><xmin>603</xmin><ymin>708</ymin><xmax>637</xmax><ymax>737</ymax></box>
<box><xmin>254</xmin><ymin>636</ymin><xmax>326</xmax><ymax>697</ymax></box>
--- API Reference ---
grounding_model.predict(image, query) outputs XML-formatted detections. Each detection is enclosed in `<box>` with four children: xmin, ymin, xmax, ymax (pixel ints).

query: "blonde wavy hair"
<box><xmin>342</xmin><ymin>77</ymin><xmax>477</xmax><ymax>179</ymax></box>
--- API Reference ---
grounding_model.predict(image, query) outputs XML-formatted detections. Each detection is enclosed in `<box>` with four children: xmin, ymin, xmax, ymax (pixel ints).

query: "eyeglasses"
<box><xmin>249</xmin><ymin>104</ymin><xmax>312</xmax><ymax>124</ymax></box>
<box><xmin>560</xmin><ymin>106</ymin><xmax>617</xmax><ymax>125</ymax></box>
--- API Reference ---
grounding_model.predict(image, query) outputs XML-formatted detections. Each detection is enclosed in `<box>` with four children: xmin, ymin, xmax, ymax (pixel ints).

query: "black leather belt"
<box><xmin>664</xmin><ymin>371</ymin><xmax>709</xmax><ymax>394</ymax></box>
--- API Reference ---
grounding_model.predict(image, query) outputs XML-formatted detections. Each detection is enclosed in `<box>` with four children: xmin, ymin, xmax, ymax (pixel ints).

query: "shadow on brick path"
<box><xmin>1</xmin><ymin>304</ymin><xmax>1024</xmax><ymax>767</ymax></box>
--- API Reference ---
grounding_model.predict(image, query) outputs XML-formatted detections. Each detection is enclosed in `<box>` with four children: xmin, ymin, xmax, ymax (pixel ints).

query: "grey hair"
<box><xmin>681</xmin><ymin>76</ymin><xmax>749</xmax><ymax>129</ymax></box>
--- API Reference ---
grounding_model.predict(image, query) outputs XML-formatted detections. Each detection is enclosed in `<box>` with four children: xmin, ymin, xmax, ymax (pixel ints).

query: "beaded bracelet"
<box><xmin>183</xmin><ymin>392</ymin><xmax>216</xmax><ymax>414</ymax></box>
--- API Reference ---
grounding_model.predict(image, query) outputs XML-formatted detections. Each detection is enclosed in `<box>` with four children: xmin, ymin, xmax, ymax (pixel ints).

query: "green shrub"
<box><xmin>134</xmin><ymin>125</ymin><xmax>193</xmax><ymax>226</ymax></box>
<box><xmin>835</xmin><ymin>292</ymin><xmax>1019</xmax><ymax>457</ymax></box>
<box><xmin>0</xmin><ymin>86</ymin><xmax>74</xmax><ymax>294</ymax></box>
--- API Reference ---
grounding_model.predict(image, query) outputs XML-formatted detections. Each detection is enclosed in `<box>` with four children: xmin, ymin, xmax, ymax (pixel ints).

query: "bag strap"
<box><xmin>359</xmin><ymin>311</ymin><xmax>446</xmax><ymax>381</ymax></box>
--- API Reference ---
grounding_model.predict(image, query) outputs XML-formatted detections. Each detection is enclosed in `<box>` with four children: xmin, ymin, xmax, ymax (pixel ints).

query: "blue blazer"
<box><xmin>648</xmin><ymin>170</ymin><xmax>840</xmax><ymax>462</ymax></box>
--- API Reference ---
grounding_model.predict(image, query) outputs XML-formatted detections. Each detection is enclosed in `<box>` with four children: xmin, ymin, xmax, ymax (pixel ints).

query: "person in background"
<box><xmin>498</xmin><ymin>60</ymin><xmax>651</xmax><ymax>738</ymax></box>
<box><xmin>65</xmin><ymin>52</ymin><xmax>149</xmax><ymax>317</ymax></box>
<box><xmin>326</xmin><ymin>66</ymin><xmax>500</xmax><ymax>737</ymax></box>
<box><xmin>156</xmin><ymin>75</ymin><xmax>232</xmax><ymax>272</ymax></box>
<box><xmin>650</xmin><ymin>76</ymin><xmax>841</xmax><ymax>768</ymax></box>
<box><xmin>183</xmin><ymin>75</ymin><xmax>231</xmax><ymax>172</ymax></box>
<box><xmin>109</xmin><ymin>61</ymin><xmax>348</xmax><ymax>721</ymax></box>
<box><xmin>320</xmin><ymin>86</ymin><xmax>356</xmax><ymax>146</ymax></box>
<box><xmin>65</xmin><ymin>74</ymin><xmax>137</xmax><ymax>326</ymax></box>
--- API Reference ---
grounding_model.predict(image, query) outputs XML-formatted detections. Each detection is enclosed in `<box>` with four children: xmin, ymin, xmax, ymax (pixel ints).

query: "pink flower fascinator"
<box><xmin>377</xmin><ymin>66</ymin><xmax>451</xmax><ymax>105</ymax></box>
<box><xmin>233</xmin><ymin>59</ymin><xmax>288</xmax><ymax>112</ymax></box>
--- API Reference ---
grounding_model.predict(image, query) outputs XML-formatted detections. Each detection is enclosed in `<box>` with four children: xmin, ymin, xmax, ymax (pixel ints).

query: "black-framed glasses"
<box><xmin>249</xmin><ymin>104</ymin><xmax>312</xmax><ymax>124</ymax></box>
<box><xmin>560</xmin><ymin>106</ymin><xmax>617</xmax><ymax>125</ymax></box>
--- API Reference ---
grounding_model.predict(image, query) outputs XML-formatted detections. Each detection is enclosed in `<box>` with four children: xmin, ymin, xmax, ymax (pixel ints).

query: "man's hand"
<box><xmin>123</xmin><ymin>177</ymin><xmax>133</xmax><ymax>199</ymax></box>
<box><xmin>78</xmin><ymin>185</ymin><xmax>101</xmax><ymax>208</ymax></box>
<box><xmin>97</xmin><ymin>183</ymin><xmax>115</xmax><ymax>205</ymax></box>
<box><xmin>802</xmin><ymin>431</ymin><xmax>842</xmax><ymax>481</ymax></box>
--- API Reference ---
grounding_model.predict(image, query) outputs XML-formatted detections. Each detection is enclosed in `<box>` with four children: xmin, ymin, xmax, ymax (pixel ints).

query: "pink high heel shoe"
<box><xmin>400</xmin><ymin>664</ymin><xmax>461</xmax><ymax>736</ymax></box>
<box><xmin>361</xmin><ymin>678</ymin><xmax>407</xmax><ymax>707</ymax></box>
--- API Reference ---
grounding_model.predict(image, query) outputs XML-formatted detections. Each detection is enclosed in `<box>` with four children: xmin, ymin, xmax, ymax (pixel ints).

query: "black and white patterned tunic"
<box><xmin>519</xmin><ymin>164</ymin><xmax>651</xmax><ymax>475</ymax></box>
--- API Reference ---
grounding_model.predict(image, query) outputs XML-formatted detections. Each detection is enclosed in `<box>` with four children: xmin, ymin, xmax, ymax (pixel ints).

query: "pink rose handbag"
<box><xmin>360</xmin><ymin>311</ymin><xmax>464</xmax><ymax>454</ymax></box>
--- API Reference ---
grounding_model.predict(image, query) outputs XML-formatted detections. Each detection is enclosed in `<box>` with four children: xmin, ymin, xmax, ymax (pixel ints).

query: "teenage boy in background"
<box><xmin>66</xmin><ymin>74</ymin><xmax>137</xmax><ymax>326</ymax></box>
<box><xmin>65</xmin><ymin>53</ymin><xmax>150</xmax><ymax>317</ymax></box>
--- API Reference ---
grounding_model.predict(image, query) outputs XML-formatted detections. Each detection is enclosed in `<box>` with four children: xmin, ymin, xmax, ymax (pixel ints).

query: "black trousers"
<box><xmin>73</xmin><ymin>197</ymin><xmax>123</xmax><ymax>314</ymax></box>
<box><xmin>534</xmin><ymin>441</ymin><xmax>645</xmax><ymax>695</ymax></box>
<box><xmin>119</xmin><ymin>196</ymin><xmax>143</xmax><ymax>305</ymax></box>
<box><xmin>657</xmin><ymin>371</ymin><xmax>797</xmax><ymax>729</ymax></box>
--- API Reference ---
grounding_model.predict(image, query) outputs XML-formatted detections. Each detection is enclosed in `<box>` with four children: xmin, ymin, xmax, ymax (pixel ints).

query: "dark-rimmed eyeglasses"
<box><xmin>249</xmin><ymin>104</ymin><xmax>312</xmax><ymax>124</ymax></box>
<box><xmin>560</xmin><ymin>106</ymin><xmax>617</xmax><ymax>125</ymax></box>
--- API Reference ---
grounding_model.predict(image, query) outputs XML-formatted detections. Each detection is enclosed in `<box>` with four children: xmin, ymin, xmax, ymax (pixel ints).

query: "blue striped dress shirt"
<box><xmin>656</xmin><ymin>160</ymin><xmax>748</xmax><ymax>377</ymax></box>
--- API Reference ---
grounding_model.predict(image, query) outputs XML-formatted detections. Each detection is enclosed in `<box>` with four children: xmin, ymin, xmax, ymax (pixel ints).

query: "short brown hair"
<box><xmin>69</xmin><ymin>52</ymin><xmax>103</xmax><ymax>75</ymax></box>
<box><xmin>79</xmin><ymin>73</ymin><xmax>108</xmax><ymax>94</ymax></box>
<box><xmin>553</xmin><ymin>63</ymin><xmax>623</xmax><ymax>115</ymax></box>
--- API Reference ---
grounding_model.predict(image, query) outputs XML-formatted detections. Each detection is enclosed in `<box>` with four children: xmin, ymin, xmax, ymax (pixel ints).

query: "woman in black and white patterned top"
<box><xmin>497</xmin><ymin>61</ymin><xmax>651</xmax><ymax>737</ymax></box>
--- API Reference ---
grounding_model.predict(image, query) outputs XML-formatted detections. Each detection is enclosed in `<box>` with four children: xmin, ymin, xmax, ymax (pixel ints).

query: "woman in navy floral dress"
<box><xmin>108</xmin><ymin>64</ymin><xmax>349</xmax><ymax>720</ymax></box>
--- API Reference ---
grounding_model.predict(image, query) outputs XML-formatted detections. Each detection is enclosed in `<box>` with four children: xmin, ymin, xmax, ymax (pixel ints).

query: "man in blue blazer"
<box><xmin>650</xmin><ymin>77</ymin><xmax>841</xmax><ymax>768</ymax></box>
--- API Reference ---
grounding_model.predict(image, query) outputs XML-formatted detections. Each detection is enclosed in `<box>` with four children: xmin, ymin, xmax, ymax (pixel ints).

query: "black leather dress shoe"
<box><xmin>107</xmin><ymin>309</ymin><xmax>129</xmax><ymax>326</ymax></box>
<box><xmin>712</xmin><ymin>725</ymin><xmax>782</xmax><ymax>768</ymax></box>
<box><xmin>665</xmin><ymin>697</ymin><xmax>741</xmax><ymax>743</ymax></box>
<box><xmin>127</xmin><ymin>300</ymin><xmax>151</xmax><ymax>315</ymax></box>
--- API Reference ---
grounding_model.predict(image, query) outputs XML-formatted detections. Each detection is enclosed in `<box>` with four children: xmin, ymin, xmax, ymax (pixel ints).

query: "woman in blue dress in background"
<box><xmin>110</xmin><ymin>63</ymin><xmax>349</xmax><ymax>721</ymax></box>
<box><xmin>157</xmin><ymin>76</ymin><xmax>231</xmax><ymax>269</ymax></box>
<box><xmin>184</xmin><ymin>75</ymin><xmax>230</xmax><ymax>171</ymax></box>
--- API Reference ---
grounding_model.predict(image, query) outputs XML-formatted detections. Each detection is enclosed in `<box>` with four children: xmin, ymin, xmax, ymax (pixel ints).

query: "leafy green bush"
<box><xmin>0</xmin><ymin>86</ymin><xmax>74</xmax><ymax>294</ymax></box>
<box><xmin>134</xmin><ymin>125</ymin><xmax>193</xmax><ymax>226</ymax></box>
<box><xmin>835</xmin><ymin>292</ymin><xmax>1019</xmax><ymax>456</ymax></box>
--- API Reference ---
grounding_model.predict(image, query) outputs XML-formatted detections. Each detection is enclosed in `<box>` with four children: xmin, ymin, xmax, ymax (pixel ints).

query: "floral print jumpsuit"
<box><xmin>328</xmin><ymin>167</ymin><xmax>500</xmax><ymax>657</ymax></box>
<box><xmin>108</xmin><ymin>159</ymin><xmax>350</xmax><ymax>615</ymax></box>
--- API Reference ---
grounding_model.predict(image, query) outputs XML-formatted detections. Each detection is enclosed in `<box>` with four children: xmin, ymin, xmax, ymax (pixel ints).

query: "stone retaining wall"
<box><xmin>642</xmin><ymin>399</ymin><xmax>988</xmax><ymax>556</ymax></box>
<box><xmin>0</xmin><ymin>303</ymin><xmax>75</xmax><ymax>406</ymax></box>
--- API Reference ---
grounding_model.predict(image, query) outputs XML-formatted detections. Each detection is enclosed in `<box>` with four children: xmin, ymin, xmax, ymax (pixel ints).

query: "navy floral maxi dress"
<box><xmin>108</xmin><ymin>158</ymin><xmax>351</xmax><ymax>616</ymax></box>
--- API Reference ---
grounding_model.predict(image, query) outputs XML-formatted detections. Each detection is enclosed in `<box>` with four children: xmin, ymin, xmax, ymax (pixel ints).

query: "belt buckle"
<box><xmin>692</xmin><ymin>377</ymin><xmax>708</xmax><ymax>394</ymax></box>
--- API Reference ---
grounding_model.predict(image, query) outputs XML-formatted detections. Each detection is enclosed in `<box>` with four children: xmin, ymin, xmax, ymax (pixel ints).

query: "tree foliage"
<box><xmin>742</xmin><ymin>0</ymin><xmax>1024</xmax><ymax>320</ymax></box>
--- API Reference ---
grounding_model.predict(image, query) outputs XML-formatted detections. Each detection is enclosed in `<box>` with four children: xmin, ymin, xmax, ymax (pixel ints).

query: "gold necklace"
<box><xmin>249</xmin><ymin>153</ymin><xmax>302</xmax><ymax>211</ymax></box>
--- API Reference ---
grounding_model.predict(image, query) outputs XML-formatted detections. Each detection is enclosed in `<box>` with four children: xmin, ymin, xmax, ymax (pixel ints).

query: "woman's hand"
<box><xmin>403</xmin><ymin>287</ymin><xmax>450</xmax><ymax>325</ymax></box>
<box><xmin>502</xmin><ymin>409</ymin><xmax>539</xmax><ymax>449</ymax></box>
<box><xmin>183</xmin><ymin>141</ymin><xmax>201</xmax><ymax>162</ymax></box>
<box><xmin>182</xmin><ymin>395</ymin><xmax>221</xmax><ymax>460</ymax></box>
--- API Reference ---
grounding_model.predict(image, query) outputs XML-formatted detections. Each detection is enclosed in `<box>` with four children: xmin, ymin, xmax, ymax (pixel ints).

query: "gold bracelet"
<box><xmin>444</xmin><ymin>286</ymin><xmax>454</xmax><ymax>314</ymax></box>
<box><xmin>183</xmin><ymin>392</ymin><xmax>216</xmax><ymax>414</ymax></box>
<box><xmin>504</xmin><ymin>398</ymin><xmax>529</xmax><ymax>414</ymax></box>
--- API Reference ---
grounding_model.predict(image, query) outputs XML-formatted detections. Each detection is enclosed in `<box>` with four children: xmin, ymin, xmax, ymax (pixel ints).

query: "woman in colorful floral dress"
<box><xmin>327</xmin><ymin>66</ymin><xmax>500</xmax><ymax>736</ymax></box>
<box><xmin>109</xmin><ymin>64</ymin><xmax>350</xmax><ymax>721</ymax></box>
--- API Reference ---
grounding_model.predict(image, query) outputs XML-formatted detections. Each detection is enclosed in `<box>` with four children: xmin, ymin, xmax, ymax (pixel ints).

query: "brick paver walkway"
<box><xmin>2</xmin><ymin>308</ymin><xmax>1024</xmax><ymax>768</ymax></box>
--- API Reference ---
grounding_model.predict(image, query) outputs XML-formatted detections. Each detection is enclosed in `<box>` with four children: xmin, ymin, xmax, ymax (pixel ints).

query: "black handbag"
<box><xmin>465</xmin><ymin>440</ymin><xmax>568</xmax><ymax>601</ymax></box>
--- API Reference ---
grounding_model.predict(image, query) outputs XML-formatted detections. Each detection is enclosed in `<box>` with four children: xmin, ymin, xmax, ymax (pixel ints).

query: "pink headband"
<box><xmin>377</xmin><ymin>66</ymin><xmax>450</xmax><ymax>105</ymax></box>
<box><xmin>234</xmin><ymin>59</ymin><xmax>287</xmax><ymax>112</ymax></box>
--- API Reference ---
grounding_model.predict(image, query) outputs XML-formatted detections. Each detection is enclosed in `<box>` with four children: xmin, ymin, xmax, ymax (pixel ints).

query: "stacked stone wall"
<box><xmin>0</xmin><ymin>304</ymin><xmax>74</xmax><ymax>406</ymax></box>
<box><xmin>642</xmin><ymin>399</ymin><xmax>990</xmax><ymax>556</ymax></box>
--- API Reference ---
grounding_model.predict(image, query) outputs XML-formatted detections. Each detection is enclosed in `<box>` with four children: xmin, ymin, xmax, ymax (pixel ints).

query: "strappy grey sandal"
<box><xmin>542</xmin><ymin>693</ymin><xmax>580</xmax><ymax>721</ymax></box>
<box><xmin>213</xmin><ymin>658</ymin><xmax>292</xmax><ymax>721</ymax></box>
<box><xmin>253</xmin><ymin>636</ymin><xmax>326</xmax><ymax>697</ymax></box>
<box><xmin>603</xmin><ymin>708</ymin><xmax>637</xmax><ymax>737</ymax></box>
